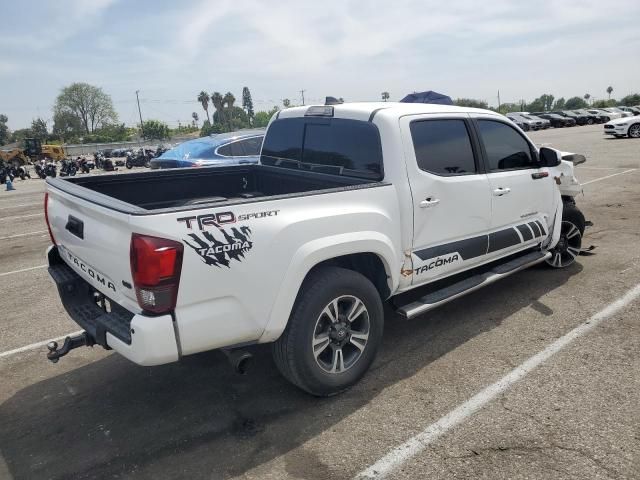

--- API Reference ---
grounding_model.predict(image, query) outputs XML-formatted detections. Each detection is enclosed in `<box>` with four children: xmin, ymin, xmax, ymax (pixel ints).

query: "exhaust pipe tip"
<box><xmin>223</xmin><ymin>349</ymin><xmax>253</xmax><ymax>375</ymax></box>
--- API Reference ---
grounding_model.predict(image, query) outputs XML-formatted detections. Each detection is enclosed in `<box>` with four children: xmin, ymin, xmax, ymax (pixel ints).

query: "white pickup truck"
<box><xmin>45</xmin><ymin>102</ymin><xmax>586</xmax><ymax>396</ymax></box>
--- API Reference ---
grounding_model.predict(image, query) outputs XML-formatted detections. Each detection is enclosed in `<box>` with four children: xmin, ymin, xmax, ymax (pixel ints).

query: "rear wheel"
<box><xmin>272</xmin><ymin>266</ymin><xmax>384</xmax><ymax>396</ymax></box>
<box><xmin>628</xmin><ymin>123</ymin><xmax>640</xmax><ymax>138</ymax></box>
<box><xmin>546</xmin><ymin>204</ymin><xmax>585</xmax><ymax>268</ymax></box>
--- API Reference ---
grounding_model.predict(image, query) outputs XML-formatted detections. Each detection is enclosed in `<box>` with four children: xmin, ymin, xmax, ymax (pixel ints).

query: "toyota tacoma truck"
<box><xmin>44</xmin><ymin>102</ymin><xmax>586</xmax><ymax>396</ymax></box>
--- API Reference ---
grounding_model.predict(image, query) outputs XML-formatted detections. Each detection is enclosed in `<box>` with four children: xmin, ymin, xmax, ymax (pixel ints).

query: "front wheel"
<box><xmin>126</xmin><ymin>161</ymin><xmax>133</xmax><ymax>169</ymax></box>
<box><xmin>272</xmin><ymin>266</ymin><xmax>384</xmax><ymax>396</ymax></box>
<box><xmin>628</xmin><ymin>123</ymin><xmax>640</xmax><ymax>138</ymax></box>
<box><xmin>546</xmin><ymin>204</ymin><xmax>585</xmax><ymax>268</ymax></box>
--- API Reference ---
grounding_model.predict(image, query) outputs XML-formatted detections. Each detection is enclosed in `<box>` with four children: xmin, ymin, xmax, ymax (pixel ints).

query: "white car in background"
<box><xmin>603</xmin><ymin>116</ymin><xmax>640</xmax><ymax>138</ymax></box>
<box><xmin>602</xmin><ymin>107</ymin><xmax>632</xmax><ymax>118</ymax></box>
<box><xmin>588</xmin><ymin>109</ymin><xmax>622</xmax><ymax>122</ymax></box>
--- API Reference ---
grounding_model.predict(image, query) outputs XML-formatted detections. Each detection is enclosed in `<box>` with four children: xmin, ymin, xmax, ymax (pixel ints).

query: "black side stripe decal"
<box><xmin>528</xmin><ymin>221</ymin><xmax>542</xmax><ymax>237</ymax></box>
<box><xmin>413</xmin><ymin>235</ymin><xmax>488</xmax><ymax>261</ymax></box>
<box><xmin>516</xmin><ymin>224</ymin><xmax>533</xmax><ymax>242</ymax></box>
<box><xmin>414</xmin><ymin>222</ymin><xmax>546</xmax><ymax>262</ymax></box>
<box><xmin>488</xmin><ymin>228</ymin><xmax>521</xmax><ymax>253</ymax></box>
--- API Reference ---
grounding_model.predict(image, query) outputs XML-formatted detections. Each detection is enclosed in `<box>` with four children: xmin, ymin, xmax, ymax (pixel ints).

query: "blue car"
<box><xmin>150</xmin><ymin>129</ymin><xmax>265</xmax><ymax>169</ymax></box>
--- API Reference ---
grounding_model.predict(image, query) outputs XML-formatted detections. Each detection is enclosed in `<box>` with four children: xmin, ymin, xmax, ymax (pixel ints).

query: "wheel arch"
<box><xmin>258</xmin><ymin>233</ymin><xmax>398</xmax><ymax>343</ymax></box>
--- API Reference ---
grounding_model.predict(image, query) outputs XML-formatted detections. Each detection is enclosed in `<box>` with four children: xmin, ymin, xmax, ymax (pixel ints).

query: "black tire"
<box><xmin>628</xmin><ymin>123</ymin><xmax>640</xmax><ymax>138</ymax></box>
<box><xmin>587</xmin><ymin>118</ymin><xmax>594</xmax><ymax>125</ymax></box>
<box><xmin>126</xmin><ymin>161</ymin><xmax>133</xmax><ymax>169</ymax></box>
<box><xmin>603</xmin><ymin>116</ymin><xmax>610</xmax><ymax>122</ymax></box>
<box><xmin>546</xmin><ymin>203</ymin><xmax>585</xmax><ymax>268</ymax></box>
<box><xmin>144</xmin><ymin>160</ymin><xmax>151</xmax><ymax>168</ymax></box>
<box><xmin>272</xmin><ymin>266</ymin><xmax>384</xmax><ymax>396</ymax></box>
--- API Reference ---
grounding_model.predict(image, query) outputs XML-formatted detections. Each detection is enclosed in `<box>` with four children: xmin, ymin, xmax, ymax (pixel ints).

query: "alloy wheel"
<box><xmin>546</xmin><ymin>221</ymin><xmax>582</xmax><ymax>268</ymax></box>
<box><xmin>312</xmin><ymin>295</ymin><xmax>370</xmax><ymax>374</ymax></box>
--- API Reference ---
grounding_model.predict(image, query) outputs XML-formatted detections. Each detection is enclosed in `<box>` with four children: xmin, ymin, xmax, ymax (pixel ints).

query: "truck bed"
<box><xmin>49</xmin><ymin>164</ymin><xmax>375</xmax><ymax>214</ymax></box>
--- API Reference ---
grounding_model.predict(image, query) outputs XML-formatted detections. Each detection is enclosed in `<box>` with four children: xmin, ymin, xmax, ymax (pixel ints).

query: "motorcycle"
<box><xmin>59</xmin><ymin>159</ymin><xmax>77</xmax><ymax>177</ymax></box>
<box><xmin>102</xmin><ymin>158</ymin><xmax>116</xmax><ymax>172</ymax></box>
<box><xmin>0</xmin><ymin>162</ymin><xmax>14</xmax><ymax>184</ymax></box>
<box><xmin>35</xmin><ymin>161</ymin><xmax>57</xmax><ymax>178</ymax></box>
<box><xmin>17</xmin><ymin>165</ymin><xmax>31</xmax><ymax>180</ymax></box>
<box><xmin>77</xmin><ymin>158</ymin><xmax>91</xmax><ymax>174</ymax></box>
<box><xmin>125</xmin><ymin>149</ymin><xmax>152</xmax><ymax>169</ymax></box>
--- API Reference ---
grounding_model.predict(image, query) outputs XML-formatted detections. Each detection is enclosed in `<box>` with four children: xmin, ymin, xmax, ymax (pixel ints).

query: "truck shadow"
<box><xmin>0</xmin><ymin>263</ymin><xmax>581</xmax><ymax>480</ymax></box>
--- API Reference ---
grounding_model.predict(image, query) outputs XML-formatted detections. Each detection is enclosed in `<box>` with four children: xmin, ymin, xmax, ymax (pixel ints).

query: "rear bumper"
<box><xmin>48</xmin><ymin>246</ymin><xmax>179</xmax><ymax>366</ymax></box>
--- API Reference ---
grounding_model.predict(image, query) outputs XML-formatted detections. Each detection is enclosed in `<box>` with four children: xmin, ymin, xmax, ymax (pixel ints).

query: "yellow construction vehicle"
<box><xmin>0</xmin><ymin>139</ymin><xmax>66</xmax><ymax>166</ymax></box>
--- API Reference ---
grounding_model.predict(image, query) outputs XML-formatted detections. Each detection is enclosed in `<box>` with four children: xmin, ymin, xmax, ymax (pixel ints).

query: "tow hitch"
<box><xmin>47</xmin><ymin>331</ymin><xmax>96</xmax><ymax>363</ymax></box>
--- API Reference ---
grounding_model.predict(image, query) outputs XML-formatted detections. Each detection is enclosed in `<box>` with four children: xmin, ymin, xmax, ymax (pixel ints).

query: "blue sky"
<box><xmin>1</xmin><ymin>0</ymin><xmax>639</xmax><ymax>130</ymax></box>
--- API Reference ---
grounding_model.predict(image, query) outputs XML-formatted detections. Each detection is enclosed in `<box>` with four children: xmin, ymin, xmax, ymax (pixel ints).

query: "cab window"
<box><xmin>477</xmin><ymin>120</ymin><xmax>536</xmax><ymax>171</ymax></box>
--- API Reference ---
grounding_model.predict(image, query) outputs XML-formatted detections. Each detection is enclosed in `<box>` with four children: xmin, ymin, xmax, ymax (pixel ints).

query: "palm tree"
<box><xmin>381</xmin><ymin>91</ymin><xmax>390</xmax><ymax>102</ymax></box>
<box><xmin>192</xmin><ymin>112</ymin><xmax>199</xmax><ymax>128</ymax></box>
<box><xmin>197</xmin><ymin>91</ymin><xmax>210</xmax><ymax>123</ymax></box>
<box><xmin>223</xmin><ymin>92</ymin><xmax>236</xmax><ymax>129</ymax></box>
<box><xmin>211</xmin><ymin>92</ymin><xmax>224</xmax><ymax>125</ymax></box>
<box><xmin>282</xmin><ymin>98</ymin><xmax>291</xmax><ymax>108</ymax></box>
<box><xmin>606</xmin><ymin>86</ymin><xmax>613</xmax><ymax>100</ymax></box>
<box><xmin>583</xmin><ymin>93</ymin><xmax>590</xmax><ymax>105</ymax></box>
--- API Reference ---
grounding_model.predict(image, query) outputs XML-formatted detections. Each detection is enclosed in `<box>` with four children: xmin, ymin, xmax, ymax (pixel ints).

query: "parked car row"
<box><xmin>507</xmin><ymin>106</ymin><xmax>640</xmax><ymax>131</ymax></box>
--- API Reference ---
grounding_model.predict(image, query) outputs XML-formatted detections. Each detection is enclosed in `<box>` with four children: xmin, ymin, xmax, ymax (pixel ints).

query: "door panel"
<box><xmin>400</xmin><ymin>115</ymin><xmax>492</xmax><ymax>285</ymax></box>
<box><xmin>473</xmin><ymin>116</ymin><xmax>556</xmax><ymax>254</ymax></box>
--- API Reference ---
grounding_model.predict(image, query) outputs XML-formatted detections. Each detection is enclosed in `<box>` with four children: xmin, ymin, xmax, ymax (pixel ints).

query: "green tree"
<box><xmin>583</xmin><ymin>93</ymin><xmax>591</xmax><ymax>105</ymax></box>
<box><xmin>242</xmin><ymin>87</ymin><xmax>254</xmax><ymax>124</ymax></box>
<box><xmin>282</xmin><ymin>98</ymin><xmax>291</xmax><ymax>108</ymax></box>
<box><xmin>526</xmin><ymin>94</ymin><xmax>554</xmax><ymax>112</ymax></box>
<box><xmin>606</xmin><ymin>86</ymin><xmax>613</xmax><ymax>99</ymax></box>
<box><xmin>192</xmin><ymin>112</ymin><xmax>199</xmax><ymax>127</ymax></box>
<box><xmin>0</xmin><ymin>114</ymin><xmax>9</xmax><ymax>145</ymax></box>
<box><xmin>211</xmin><ymin>91</ymin><xmax>224</xmax><ymax>125</ymax></box>
<box><xmin>592</xmin><ymin>99</ymin><xmax>617</xmax><ymax>108</ymax></box>
<box><xmin>223</xmin><ymin>92</ymin><xmax>236</xmax><ymax>129</ymax></box>
<box><xmin>564</xmin><ymin>97</ymin><xmax>588</xmax><ymax>110</ymax></box>
<box><xmin>53</xmin><ymin>82</ymin><xmax>117</xmax><ymax>134</ymax></box>
<box><xmin>620</xmin><ymin>93</ymin><xmax>640</xmax><ymax>106</ymax></box>
<box><xmin>52</xmin><ymin>110</ymin><xmax>83</xmax><ymax>142</ymax></box>
<box><xmin>381</xmin><ymin>91</ymin><xmax>390</xmax><ymax>102</ymax></box>
<box><xmin>30</xmin><ymin>117</ymin><xmax>48</xmax><ymax>141</ymax></box>
<box><xmin>496</xmin><ymin>103</ymin><xmax>521</xmax><ymax>114</ymax></box>
<box><xmin>10</xmin><ymin>128</ymin><xmax>32</xmax><ymax>144</ymax></box>
<box><xmin>200</xmin><ymin>119</ymin><xmax>223</xmax><ymax>137</ymax></box>
<box><xmin>253</xmin><ymin>107</ymin><xmax>278</xmax><ymax>128</ymax></box>
<box><xmin>140</xmin><ymin>119</ymin><xmax>170</xmax><ymax>140</ymax></box>
<box><xmin>197</xmin><ymin>91</ymin><xmax>210</xmax><ymax>123</ymax></box>
<box><xmin>553</xmin><ymin>97</ymin><xmax>566</xmax><ymax>110</ymax></box>
<box><xmin>454</xmin><ymin>98</ymin><xmax>488</xmax><ymax>109</ymax></box>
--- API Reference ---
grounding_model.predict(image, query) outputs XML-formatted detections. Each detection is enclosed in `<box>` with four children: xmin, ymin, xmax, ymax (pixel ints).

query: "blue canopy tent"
<box><xmin>399</xmin><ymin>91</ymin><xmax>453</xmax><ymax>105</ymax></box>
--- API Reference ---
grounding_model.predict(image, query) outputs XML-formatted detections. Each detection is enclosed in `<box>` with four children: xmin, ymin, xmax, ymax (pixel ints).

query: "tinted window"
<box><xmin>477</xmin><ymin>120</ymin><xmax>535</xmax><ymax>171</ymax></box>
<box><xmin>240</xmin><ymin>136</ymin><xmax>263</xmax><ymax>156</ymax></box>
<box><xmin>410</xmin><ymin>120</ymin><xmax>476</xmax><ymax>176</ymax></box>
<box><xmin>261</xmin><ymin>118</ymin><xmax>382</xmax><ymax>180</ymax></box>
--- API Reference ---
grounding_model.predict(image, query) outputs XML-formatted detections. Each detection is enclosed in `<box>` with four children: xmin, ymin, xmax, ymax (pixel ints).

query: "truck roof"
<box><xmin>277</xmin><ymin>102</ymin><xmax>501</xmax><ymax>122</ymax></box>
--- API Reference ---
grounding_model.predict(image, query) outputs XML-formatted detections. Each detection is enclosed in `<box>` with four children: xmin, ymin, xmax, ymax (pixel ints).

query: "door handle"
<box><xmin>492</xmin><ymin>187</ymin><xmax>511</xmax><ymax>197</ymax></box>
<box><xmin>419</xmin><ymin>197</ymin><xmax>440</xmax><ymax>208</ymax></box>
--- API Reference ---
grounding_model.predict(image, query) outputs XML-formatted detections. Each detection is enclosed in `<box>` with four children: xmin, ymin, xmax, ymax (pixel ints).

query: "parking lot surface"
<box><xmin>1</xmin><ymin>125</ymin><xmax>639</xmax><ymax>480</ymax></box>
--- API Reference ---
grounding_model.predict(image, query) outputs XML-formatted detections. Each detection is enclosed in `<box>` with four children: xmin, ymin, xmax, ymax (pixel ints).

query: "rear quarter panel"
<box><xmin>134</xmin><ymin>184</ymin><xmax>403</xmax><ymax>355</ymax></box>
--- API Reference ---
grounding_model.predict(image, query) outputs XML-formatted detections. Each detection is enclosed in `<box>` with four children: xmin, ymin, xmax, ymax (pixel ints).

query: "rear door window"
<box><xmin>410</xmin><ymin>119</ymin><xmax>477</xmax><ymax>176</ymax></box>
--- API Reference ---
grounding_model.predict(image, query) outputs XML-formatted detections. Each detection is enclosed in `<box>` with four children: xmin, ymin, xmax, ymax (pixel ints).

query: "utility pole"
<box><xmin>300</xmin><ymin>89</ymin><xmax>306</xmax><ymax>106</ymax></box>
<box><xmin>497</xmin><ymin>90</ymin><xmax>501</xmax><ymax>113</ymax></box>
<box><xmin>135</xmin><ymin>90</ymin><xmax>145</xmax><ymax>140</ymax></box>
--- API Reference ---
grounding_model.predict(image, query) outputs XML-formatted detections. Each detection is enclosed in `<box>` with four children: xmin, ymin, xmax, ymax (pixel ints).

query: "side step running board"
<box><xmin>398</xmin><ymin>251</ymin><xmax>551</xmax><ymax>319</ymax></box>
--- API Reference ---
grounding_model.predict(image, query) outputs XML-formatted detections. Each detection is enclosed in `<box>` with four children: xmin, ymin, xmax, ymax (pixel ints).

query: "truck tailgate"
<box><xmin>46</xmin><ymin>185</ymin><xmax>139</xmax><ymax>313</ymax></box>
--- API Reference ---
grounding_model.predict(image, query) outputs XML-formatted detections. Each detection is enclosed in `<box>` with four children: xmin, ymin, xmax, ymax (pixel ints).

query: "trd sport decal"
<box><xmin>184</xmin><ymin>227</ymin><xmax>253</xmax><ymax>268</ymax></box>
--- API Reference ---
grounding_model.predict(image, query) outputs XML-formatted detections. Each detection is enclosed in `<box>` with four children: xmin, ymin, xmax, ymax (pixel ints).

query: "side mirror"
<box><xmin>538</xmin><ymin>147</ymin><xmax>561</xmax><ymax>167</ymax></box>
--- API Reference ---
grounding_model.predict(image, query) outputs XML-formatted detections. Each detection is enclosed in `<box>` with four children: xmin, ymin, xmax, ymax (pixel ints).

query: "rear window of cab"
<box><xmin>261</xmin><ymin>117</ymin><xmax>383</xmax><ymax>180</ymax></box>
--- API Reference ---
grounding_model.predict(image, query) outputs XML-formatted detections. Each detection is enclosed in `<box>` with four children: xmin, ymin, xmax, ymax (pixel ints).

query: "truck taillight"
<box><xmin>130</xmin><ymin>233</ymin><xmax>183</xmax><ymax>314</ymax></box>
<box><xmin>44</xmin><ymin>192</ymin><xmax>56</xmax><ymax>245</ymax></box>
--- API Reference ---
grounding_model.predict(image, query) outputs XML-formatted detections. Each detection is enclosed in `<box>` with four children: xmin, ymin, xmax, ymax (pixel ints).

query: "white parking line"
<box><xmin>0</xmin><ymin>331</ymin><xmax>84</xmax><ymax>359</ymax></box>
<box><xmin>582</xmin><ymin>168</ymin><xmax>637</xmax><ymax>185</ymax></box>
<box><xmin>0</xmin><ymin>230</ymin><xmax>47</xmax><ymax>240</ymax></box>
<box><xmin>0</xmin><ymin>213</ymin><xmax>44</xmax><ymax>221</ymax></box>
<box><xmin>0</xmin><ymin>202</ymin><xmax>41</xmax><ymax>210</ymax></box>
<box><xmin>0</xmin><ymin>265</ymin><xmax>47</xmax><ymax>277</ymax></box>
<box><xmin>355</xmin><ymin>283</ymin><xmax>640</xmax><ymax>480</ymax></box>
